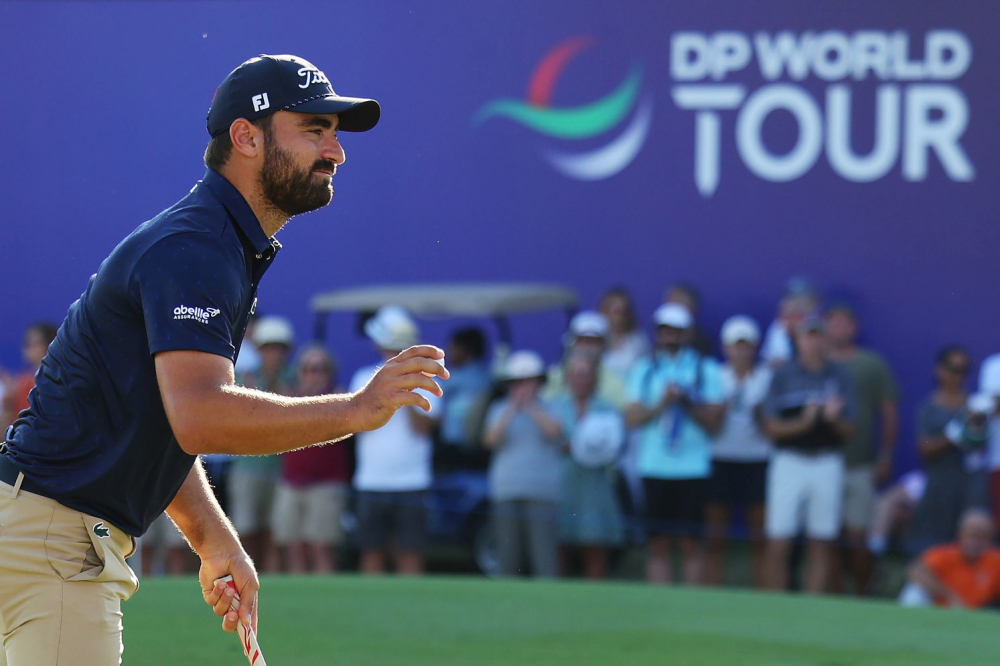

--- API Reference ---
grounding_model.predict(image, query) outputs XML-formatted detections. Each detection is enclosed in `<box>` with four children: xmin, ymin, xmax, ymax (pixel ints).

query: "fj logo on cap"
<box><xmin>252</xmin><ymin>93</ymin><xmax>270</xmax><ymax>113</ymax></box>
<box><xmin>297</xmin><ymin>66</ymin><xmax>330</xmax><ymax>89</ymax></box>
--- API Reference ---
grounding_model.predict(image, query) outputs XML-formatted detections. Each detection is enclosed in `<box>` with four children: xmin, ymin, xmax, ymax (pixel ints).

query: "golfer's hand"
<box><xmin>200</xmin><ymin>552</ymin><xmax>259</xmax><ymax>634</ymax></box>
<box><xmin>353</xmin><ymin>345</ymin><xmax>449</xmax><ymax>431</ymax></box>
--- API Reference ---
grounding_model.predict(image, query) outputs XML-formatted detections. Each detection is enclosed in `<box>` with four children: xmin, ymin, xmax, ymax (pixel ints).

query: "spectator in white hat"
<box><xmin>705</xmin><ymin>316</ymin><xmax>773</xmax><ymax>588</ymax></box>
<box><xmin>349</xmin><ymin>306</ymin><xmax>439</xmax><ymax>575</ymax></box>
<box><xmin>625</xmin><ymin>303</ymin><xmax>724</xmax><ymax>585</ymax></box>
<box><xmin>484</xmin><ymin>350</ymin><xmax>564</xmax><ymax>578</ymax></box>
<box><xmin>664</xmin><ymin>282</ymin><xmax>713</xmax><ymax>357</ymax></box>
<box><xmin>544</xmin><ymin>311</ymin><xmax>626</xmax><ymax>409</ymax></box>
<box><xmin>229</xmin><ymin>314</ymin><xmax>297</xmax><ymax>572</ymax></box>
<box><xmin>555</xmin><ymin>349</ymin><xmax>626</xmax><ymax>579</ymax></box>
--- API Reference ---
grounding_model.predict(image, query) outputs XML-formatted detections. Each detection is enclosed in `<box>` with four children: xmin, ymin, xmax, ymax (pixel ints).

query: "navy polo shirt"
<box><xmin>4</xmin><ymin>169</ymin><xmax>279</xmax><ymax>536</ymax></box>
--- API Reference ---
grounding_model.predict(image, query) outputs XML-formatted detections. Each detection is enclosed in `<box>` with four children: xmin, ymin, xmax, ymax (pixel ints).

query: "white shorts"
<box><xmin>270</xmin><ymin>481</ymin><xmax>347</xmax><ymax>546</ymax></box>
<box><xmin>766</xmin><ymin>450</ymin><xmax>845</xmax><ymax>541</ymax></box>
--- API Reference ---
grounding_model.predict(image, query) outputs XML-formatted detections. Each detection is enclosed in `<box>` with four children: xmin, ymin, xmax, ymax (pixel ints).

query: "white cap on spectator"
<box><xmin>364</xmin><ymin>305</ymin><xmax>419</xmax><ymax>351</ymax></box>
<box><xmin>721</xmin><ymin>315</ymin><xmax>761</xmax><ymax>346</ymax></box>
<box><xmin>968</xmin><ymin>392</ymin><xmax>995</xmax><ymax>415</ymax></box>
<box><xmin>652</xmin><ymin>303</ymin><xmax>692</xmax><ymax>329</ymax></box>
<box><xmin>565</xmin><ymin>310</ymin><xmax>609</xmax><ymax>343</ymax></box>
<box><xmin>252</xmin><ymin>316</ymin><xmax>295</xmax><ymax>347</ymax></box>
<box><xmin>501</xmin><ymin>350</ymin><xmax>546</xmax><ymax>381</ymax></box>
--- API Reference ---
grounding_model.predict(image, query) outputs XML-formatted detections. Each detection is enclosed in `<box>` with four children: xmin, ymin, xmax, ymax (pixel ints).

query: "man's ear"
<box><xmin>230</xmin><ymin>119</ymin><xmax>262</xmax><ymax>159</ymax></box>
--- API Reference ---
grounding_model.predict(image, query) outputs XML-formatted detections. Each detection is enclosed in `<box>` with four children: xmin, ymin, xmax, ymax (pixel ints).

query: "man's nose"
<box><xmin>323</xmin><ymin>136</ymin><xmax>346</xmax><ymax>166</ymax></box>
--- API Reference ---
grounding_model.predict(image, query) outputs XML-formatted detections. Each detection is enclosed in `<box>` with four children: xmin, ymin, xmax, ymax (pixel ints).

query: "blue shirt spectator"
<box><xmin>627</xmin><ymin>346</ymin><xmax>723</xmax><ymax>480</ymax></box>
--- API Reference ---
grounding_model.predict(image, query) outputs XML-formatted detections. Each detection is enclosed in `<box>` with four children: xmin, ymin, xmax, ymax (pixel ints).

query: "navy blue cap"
<box><xmin>207</xmin><ymin>54</ymin><xmax>380</xmax><ymax>137</ymax></box>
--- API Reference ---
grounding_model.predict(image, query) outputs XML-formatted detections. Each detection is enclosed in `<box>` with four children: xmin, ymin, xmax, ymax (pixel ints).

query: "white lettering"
<box><xmin>812</xmin><ymin>31</ymin><xmax>852</xmax><ymax>81</ymax></box>
<box><xmin>891</xmin><ymin>32</ymin><xmax>925</xmax><ymax>80</ymax></box>
<box><xmin>711</xmin><ymin>32</ymin><xmax>752</xmax><ymax>80</ymax></box>
<box><xmin>852</xmin><ymin>31</ymin><xmax>890</xmax><ymax>80</ymax></box>
<box><xmin>672</xmin><ymin>85</ymin><xmax>746</xmax><ymax>196</ymax></box>
<box><xmin>297</xmin><ymin>66</ymin><xmax>331</xmax><ymax>89</ymax></box>
<box><xmin>826</xmin><ymin>85</ymin><xmax>900</xmax><ymax>181</ymax></box>
<box><xmin>754</xmin><ymin>32</ymin><xmax>814</xmax><ymax>81</ymax></box>
<box><xmin>252</xmin><ymin>93</ymin><xmax>270</xmax><ymax>113</ymax></box>
<box><xmin>671</xmin><ymin>32</ymin><xmax>711</xmax><ymax>80</ymax></box>
<box><xmin>926</xmin><ymin>30</ymin><xmax>972</xmax><ymax>79</ymax></box>
<box><xmin>903</xmin><ymin>85</ymin><xmax>974</xmax><ymax>181</ymax></box>
<box><xmin>736</xmin><ymin>84</ymin><xmax>823</xmax><ymax>182</ymax></box>
<box><xmin>173</xmin><ymin>304</ymin><xmax>223</xmax><ymax>324</ymax></box>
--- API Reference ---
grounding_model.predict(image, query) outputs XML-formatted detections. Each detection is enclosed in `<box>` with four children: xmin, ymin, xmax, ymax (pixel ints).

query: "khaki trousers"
<box><xmin>0</xmin><ymin>477</ymin><xmax>138</xmax><ymax>666</ymax></box>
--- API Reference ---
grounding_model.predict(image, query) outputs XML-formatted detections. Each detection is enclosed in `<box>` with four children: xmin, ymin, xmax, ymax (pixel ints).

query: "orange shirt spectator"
<box><xmin>905</xmin><ymin>509</ymin><xmax>1000</xmax><ymax>609</ymax></box>
<box><xmin>3</xmin><ymin>322</ymin><xmax>57</xmax><ymax>427</ymax></box>
<box><xmin>921</xmin><ymin>544</ymin><xmax>1000</xmax><ymax>608</ymax></box>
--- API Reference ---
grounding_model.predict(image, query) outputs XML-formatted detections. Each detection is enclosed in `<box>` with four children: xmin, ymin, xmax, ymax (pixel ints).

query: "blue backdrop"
<box><xmin>1</xmin><ymin>1</ymin><xmax>997</xmax><ymax>475</ymax></box>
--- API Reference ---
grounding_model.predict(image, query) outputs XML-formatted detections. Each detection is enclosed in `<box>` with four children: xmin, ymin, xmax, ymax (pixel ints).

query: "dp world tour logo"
<box><xmin>473</xmin><ymin>36</ymin><xmax>652</xmax><ymax>181</ymax></box>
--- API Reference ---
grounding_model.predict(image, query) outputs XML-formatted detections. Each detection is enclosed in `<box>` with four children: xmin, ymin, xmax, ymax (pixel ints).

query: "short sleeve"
<box><xmin>836</xmin><ymin>366</ymin><xmax>859</xmax><ymax>422</ymax></box>
<box><xmin>134</xmin><ymin>233</ymin><xmax>243</xmax><ymax>360</ymax></box>
<box><xmin>875</xmin><ymin>355</ymin><xmax>900</xmax><ymax>402</ymax></box>
<box><xmin>699</xmin><ymin>358</ymin><xmax>724</xmax><ymax>404</ymax></box>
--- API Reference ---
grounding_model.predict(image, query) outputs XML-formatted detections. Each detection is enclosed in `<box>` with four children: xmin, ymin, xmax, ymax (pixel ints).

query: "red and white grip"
<box><xmin>216</xmin><ymin>575</ymin><xmax>267</xmax><ymax>666</ymax></box>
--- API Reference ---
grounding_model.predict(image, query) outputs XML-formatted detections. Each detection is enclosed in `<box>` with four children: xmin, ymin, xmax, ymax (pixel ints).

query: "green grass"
<box><xmin>124</xmin><ymin>575</ymin><xmax>998</xmax><ymax>666</ymax></box>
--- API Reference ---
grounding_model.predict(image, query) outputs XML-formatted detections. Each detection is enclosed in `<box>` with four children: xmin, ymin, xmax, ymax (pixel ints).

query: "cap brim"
<box><xmin>292</xmin><ymin>96</ymin><xmax>381</xmax><ymax>132</ymax></box>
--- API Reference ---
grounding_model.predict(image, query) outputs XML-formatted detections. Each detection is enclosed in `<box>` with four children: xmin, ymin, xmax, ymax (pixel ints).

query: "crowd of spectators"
<box><xmin>5</xmin><ymin>278</ymin><xmax>1000</xmax><ymax>608</ymax></box>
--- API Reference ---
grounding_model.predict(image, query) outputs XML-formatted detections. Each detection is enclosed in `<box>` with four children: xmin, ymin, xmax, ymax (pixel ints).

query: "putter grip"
<box><xmin>215</xmin><ymin>575</ymin><xmax>267</xmax><ymax>666</ymax></box>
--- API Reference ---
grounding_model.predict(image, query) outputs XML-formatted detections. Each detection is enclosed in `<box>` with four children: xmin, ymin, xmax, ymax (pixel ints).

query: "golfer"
<box><xmin>0</xmin><ymin>54</ymin><xmax>448</xmax><ymax>666</ymax></box>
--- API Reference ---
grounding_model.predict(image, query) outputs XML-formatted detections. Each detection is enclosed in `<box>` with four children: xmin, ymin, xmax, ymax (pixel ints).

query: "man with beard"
<box><xmin>0</xmin><ymin>54</ymin><xmax>449</xmax><ymax>666</ymax></box>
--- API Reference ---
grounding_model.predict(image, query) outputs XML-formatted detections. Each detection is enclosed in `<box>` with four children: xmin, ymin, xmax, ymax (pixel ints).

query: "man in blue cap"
<box><xmin>0</xmin><ymin>54</ymin><xmax>449</xmax><ymax>666</ymax></box>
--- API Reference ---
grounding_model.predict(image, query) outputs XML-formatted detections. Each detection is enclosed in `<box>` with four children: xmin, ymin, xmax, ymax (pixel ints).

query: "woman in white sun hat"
<box><xmin>484</xmin><ymin>350</ymin><xmax>564</xmax><ymax>578</ymax></box>
<box><xmin>555</xmin><ymin>348</ymin><xmax>626</xmax><ymax>579</ymax></box>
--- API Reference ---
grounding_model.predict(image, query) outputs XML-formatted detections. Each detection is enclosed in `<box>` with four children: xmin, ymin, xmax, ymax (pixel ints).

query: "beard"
<box><xmin>258</xmin><ymin>134</ymin><xmax>335</xmax><ymax>218</ymax></box>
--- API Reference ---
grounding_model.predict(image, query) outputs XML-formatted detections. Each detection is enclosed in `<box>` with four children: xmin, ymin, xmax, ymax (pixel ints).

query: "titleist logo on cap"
<box><xmin>297</xmin><ymin>66</ymin><xmax>330</xmax><ymax>89</ymax></box>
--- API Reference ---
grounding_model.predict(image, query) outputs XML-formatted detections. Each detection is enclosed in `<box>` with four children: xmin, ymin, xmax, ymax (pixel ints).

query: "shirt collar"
<box><xmin>199</xmin><ymin>168</ymin><xmax>275</xmax><ymax>256</ymax></box>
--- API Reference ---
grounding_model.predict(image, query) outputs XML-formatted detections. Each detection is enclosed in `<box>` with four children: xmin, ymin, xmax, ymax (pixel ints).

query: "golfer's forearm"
<box><xmin>168</xmin><ymin>385</ymin><xmax>360</xmax><ymax>455</ymax></box>
<box><xmin>166</xmin><ymin>462</ymin><xmax>240</xmax><ymax>556</ymax></box>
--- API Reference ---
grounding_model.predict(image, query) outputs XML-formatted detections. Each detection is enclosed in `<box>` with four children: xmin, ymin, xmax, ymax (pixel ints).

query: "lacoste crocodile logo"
<box><xmin>93</xmin><ymin>522</ymin><xmax>111</xmax><ymax>539</ymax></box>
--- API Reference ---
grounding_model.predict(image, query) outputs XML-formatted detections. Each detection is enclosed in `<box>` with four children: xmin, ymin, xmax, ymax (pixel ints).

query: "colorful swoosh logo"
<box><xmin>473</xmin><ymin>37</ymin><xmax>651</xmax><ymax>181</ymax></box>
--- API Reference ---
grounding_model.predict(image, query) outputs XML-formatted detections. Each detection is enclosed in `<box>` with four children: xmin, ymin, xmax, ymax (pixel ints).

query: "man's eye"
<box><xmin>310</xmin><ymin>129</ymin><xmax>323</xmax><ymax>135</ymax></box>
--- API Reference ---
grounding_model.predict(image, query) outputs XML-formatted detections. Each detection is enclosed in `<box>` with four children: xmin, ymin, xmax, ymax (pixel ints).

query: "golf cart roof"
<box><xmin>309</xmin><ymin>283</ymin><xmax>578</xmax><ymax>318</ymax></box>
